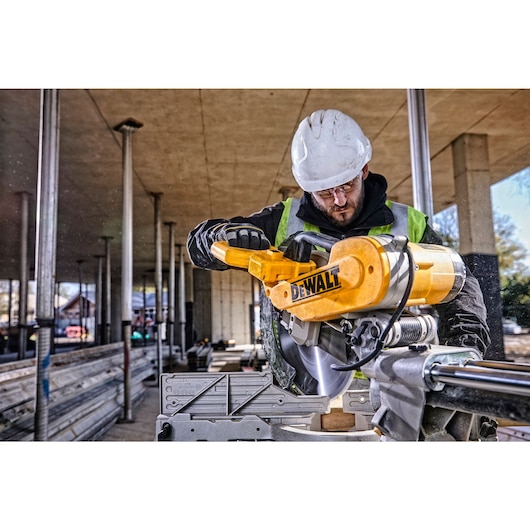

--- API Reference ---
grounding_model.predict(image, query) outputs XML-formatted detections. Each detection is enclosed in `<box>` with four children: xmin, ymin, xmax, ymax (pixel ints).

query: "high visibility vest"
<box><xmin>275</xmin><ymin>197</ymin><xmax>427</xmax><ymax>247</ymax></box>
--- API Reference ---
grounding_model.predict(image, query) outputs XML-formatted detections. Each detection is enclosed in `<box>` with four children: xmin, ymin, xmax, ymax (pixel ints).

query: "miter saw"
<box><xmin>156</xmin><ymin>232</ymin><xmax>530</xmax><ymax>441</ymax></box>
<box><xmin>212</xmin><ymin>231</ymin><xmax>466</xmax><ymax>396</ymax></box>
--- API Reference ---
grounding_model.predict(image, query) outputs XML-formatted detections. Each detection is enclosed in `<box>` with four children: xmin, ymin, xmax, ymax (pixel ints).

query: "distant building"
<box><xmin>131</xmin><ymin>291</ymin><xmax>168</xmax><ymax>340</ymax></box>
<box><xmin>56</xmin><ymin>291</ymin><xmax>96</xmax><ymax>338</ymax></box>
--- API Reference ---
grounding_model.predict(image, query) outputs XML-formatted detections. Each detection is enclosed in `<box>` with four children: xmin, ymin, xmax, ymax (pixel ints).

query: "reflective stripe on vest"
<box><xmin>276</xmin><ymin>198</ymin><xmax>427</xmax><ymax>246</ymax></box>
<box><xmin>275</xmin><ymin>198</ymin><xmax>320</xmax><ymax>247</ymax></box>
<box><xmin>367</xmin><ymin>201</ymin><xmax>427</xmax><ymax>243</ymax></box>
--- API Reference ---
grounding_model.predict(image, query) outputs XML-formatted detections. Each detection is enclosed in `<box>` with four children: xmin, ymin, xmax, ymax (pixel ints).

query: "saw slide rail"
<box><xmin>358</xmin><ymin>345</ymin><xmax>530</xmax><ymax>441</ymax></box>
<box><xmin>425</xmin><ymin>359</ymin><xmax>530</xmax><ymax>426</ymax></box>
<box><xmin>430</xmin><ymin>359</ymin><xmax>530</xmax><ymax>397</ymax></box>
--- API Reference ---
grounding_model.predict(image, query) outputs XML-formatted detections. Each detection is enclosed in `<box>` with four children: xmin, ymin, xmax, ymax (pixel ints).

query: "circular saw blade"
<box><xmin>275</xmin><ymin>311</ymin><xmax>354</xmax><ymax>398</ymax></box>
<box><xmin>297</xmin><ymin>344</ymin><xmax>353</xmax><ymax>398</ymax></box>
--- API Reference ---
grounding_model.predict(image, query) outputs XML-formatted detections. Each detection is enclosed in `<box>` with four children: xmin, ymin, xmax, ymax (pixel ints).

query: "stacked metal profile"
<box><xmin>0</xmin><ymin>343</ymin><xmax>156</xmax><ymax>441</ymax></box>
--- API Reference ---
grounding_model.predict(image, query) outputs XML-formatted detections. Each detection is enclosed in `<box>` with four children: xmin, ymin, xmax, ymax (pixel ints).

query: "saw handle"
<box><xmin>282</xmin><ymin>231</ymin><xmax>339</xmax><ymax>262</ymax></box>
<box><xmin>211</xmin><ymin>241</ymin><xmax>317</xmax><ymax>285</ymax></box>
<box><xmin>211</xmin><ymin>240</ymin><xmax>260</xmax><ymax>269</ymax></box>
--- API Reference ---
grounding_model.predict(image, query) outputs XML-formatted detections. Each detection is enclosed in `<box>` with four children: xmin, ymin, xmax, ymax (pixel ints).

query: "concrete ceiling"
<box><xmin>1</xmin><ymin>88</ymin><xmax>530</xmax><ymax>286</ymax></box>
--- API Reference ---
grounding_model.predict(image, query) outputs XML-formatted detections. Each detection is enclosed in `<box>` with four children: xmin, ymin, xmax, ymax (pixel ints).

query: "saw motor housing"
<box><xmin>213</xmin><ymin>233</ymin><xmax>465</xmax><ymax>320</ymax></box>
<box><xmin>212</xmin><ymin>233</ymin><xmax>465</xmax><ymax>344</ymax></box>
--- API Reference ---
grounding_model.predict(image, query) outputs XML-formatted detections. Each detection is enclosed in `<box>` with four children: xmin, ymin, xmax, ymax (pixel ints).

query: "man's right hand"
<box><xmin>216</xmin><ymin>223</ymin><xmax>271</xmax><ymax>250</ymax></box>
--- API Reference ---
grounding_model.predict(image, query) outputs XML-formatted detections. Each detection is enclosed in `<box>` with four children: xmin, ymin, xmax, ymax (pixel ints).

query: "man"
<box><xmin>187</xmin><ymin>109</ymin><xmax>491</xmax><ymax>396</ymax></box>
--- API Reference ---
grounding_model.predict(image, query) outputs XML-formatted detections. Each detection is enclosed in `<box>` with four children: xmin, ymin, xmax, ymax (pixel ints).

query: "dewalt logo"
<box><xmin>291</xmin><ymin>266</ymin><xmax>341</xmax><ymax>301</ymax></box>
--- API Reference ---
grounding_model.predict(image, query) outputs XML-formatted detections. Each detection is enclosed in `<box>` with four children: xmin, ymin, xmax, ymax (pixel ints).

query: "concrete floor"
<box><xmin>100</xmin><ymin>381</ymin><xmax>160</xmax><ymax>442</ymax></box>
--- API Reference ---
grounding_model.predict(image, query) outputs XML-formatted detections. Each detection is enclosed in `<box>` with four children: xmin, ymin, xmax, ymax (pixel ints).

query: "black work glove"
<box><xmin>214</xmin><ymin>223</ymin><xmax>271</xmax><ymax>250</ymax></box>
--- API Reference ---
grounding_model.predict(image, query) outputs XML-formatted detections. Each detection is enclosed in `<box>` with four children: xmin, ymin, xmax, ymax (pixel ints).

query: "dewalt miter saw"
<box><xmin>212</xmin><ymin>231</ymin><xmax>466</xmax><ymax>396</ymax></box>
<box><xmin>205</xmin><ymin>231</ymin><xmax>530</xmax><ymax>441</ymax></box>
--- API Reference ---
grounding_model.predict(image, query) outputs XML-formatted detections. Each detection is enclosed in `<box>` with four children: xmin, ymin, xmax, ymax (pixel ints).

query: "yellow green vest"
<box><xmin>275</xmin><ymin>198</ymin><xmax>427</xmax><ymax>247</ymax></box>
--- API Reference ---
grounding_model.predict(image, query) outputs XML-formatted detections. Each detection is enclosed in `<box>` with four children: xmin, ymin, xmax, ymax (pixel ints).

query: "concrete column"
<box><xmin>178</xmin><ymin>245</ymin><xmax>186</xmax><ymax>359</ymax></box>
<box><xmin>113</xmin><ymin>117</ymin><xmax>143</xmax><ymax>422</ymax></box>
<box><xmin>185</xmin><ymin>262</ymin><xmax>194</xmax><ymax>352</ymax></box>
<box><xmin>16</xmin><ymin>191</ymin><xmax>30</xmax><ymax>360</ymax></box>
<box><xmin>210</xmin><ymin>269</ymin><xmax>252</xmax><ymax>346</ymax></box>
<box><xmin>192</xmin><ymin>268</ymin><xmax>212</xmax><ymax>344</ymax></box>
<box><xmin>142</xmin><ymin>274</ymin><xmax>147</xmax><ymax>347</ymax></box>
<box><xmin>452</xmin><ymin>133</ymin><xmax>504</xmax><ymax>360</ymax></box>
<box><xmin>7</xmin><ymin>279</ymin><xmax>13</xmax><ymax>352</ymax></box>
<box><xmin>165</xmin><ymin>222</ymin><xmax>176</xmax><ymax>370</ymax></box>
<box><xmin>101</xmin><ymin>236</ymin><xmax>113</xmax><ymax>344</ymax></box>
<box><xmin>94</xmin><ymin>255</ymin><xmax>104</xmax><ymax>345</ymax></box>
<box><xmin>152</xmin><ymin>192</ymin><xmax>163</xmax><ymax>377</ymax></box>
<box><xmin>77</xmin><ymin>260</ymin><xmax>85</xmax><ymax>347</ymax></box>
<box><xmin>111</xmin><ymin>276</ymin><xmax>122</xmax><ymax>342</ymax></box>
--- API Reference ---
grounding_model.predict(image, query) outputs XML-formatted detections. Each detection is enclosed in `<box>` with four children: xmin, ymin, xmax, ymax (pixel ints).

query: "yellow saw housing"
<box><xmin>211</xmin><ymin>235</ymin><xmax>465</xmax><ymax>322</ymax></box>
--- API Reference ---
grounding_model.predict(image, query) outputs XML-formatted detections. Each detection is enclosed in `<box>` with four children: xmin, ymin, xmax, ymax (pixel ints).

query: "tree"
<box><xmin>433</xmin><ymin>205</ymin><xmax>530</xmax><ymax>284</ymax></box>
<box><xmin>494</xmin><ymin>212</ymin><xmax>530</xmax><ymax>284</ymax></box>
<box><xmin>501</xmin><ymin>277</ymin><xmax>530</xmax><ymax>328</ymax></box>
<box><xmin>434</xmin><ymin>205</ymin><xmax>530</xmax><ymax>327</ymax></box>
<box><xmin>433</xmin><ymin>205</ymin><xmax>459</xmax><ymax>251</ymax></box>
<box><xmin>512</xmin><ymin>166</ymin><xmax>530</xmax><ymax>204</ymax></box>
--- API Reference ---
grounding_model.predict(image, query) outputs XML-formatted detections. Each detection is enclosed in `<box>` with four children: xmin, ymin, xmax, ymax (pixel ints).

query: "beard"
<box><xmin>311</xmin><ymin>184</ymin><xmax>365</xmax><ymax>228</ymax></box>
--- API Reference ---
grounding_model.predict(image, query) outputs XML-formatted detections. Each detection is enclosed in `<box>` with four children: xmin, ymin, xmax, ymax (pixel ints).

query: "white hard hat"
<box><xmin>291</xmin><ymin>109</ymin><xmax>372</xmax><ymax>192</ymax></box>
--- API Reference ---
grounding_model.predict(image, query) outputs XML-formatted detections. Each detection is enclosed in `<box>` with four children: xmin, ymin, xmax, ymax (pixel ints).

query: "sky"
<box><xmin>491</xmin><ymin>169</ymin><xmax>530</xmax><ymax>268</ymax></box>
<box><xmin>433</xmin><ymin>168</ymin><xmax>530</xmax><ymax>269</ymax></box>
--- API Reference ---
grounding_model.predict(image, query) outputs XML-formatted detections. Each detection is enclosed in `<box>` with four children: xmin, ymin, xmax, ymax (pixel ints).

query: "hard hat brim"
<box><xmin>294</xmin><ymin>168</ymin><xmax>361</xmax><ymax>193</ymax></box>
